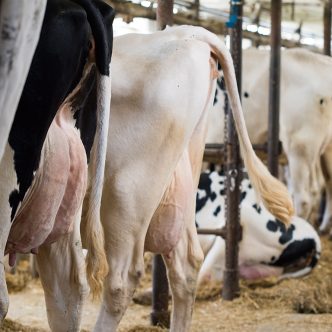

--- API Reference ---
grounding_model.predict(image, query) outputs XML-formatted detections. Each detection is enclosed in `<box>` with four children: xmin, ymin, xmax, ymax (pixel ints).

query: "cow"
<box><xmin>78</xmin><ymin>26</ymin><xmax>295</xmax><ymax>332</ymax></box>
<box><xmin>0</xmin><ymin>0</ymin><xmax>114</xmax><ymax>329</ymax></box>
<box><xmin>0</xmin><ymin>0</ymin><xmax>47</xmax><ymax>161</ymax></box>
<box><xmin>208</xmin><ymin>47</ymin><xmax>332</xmax><ymax>228</ymax></box>
<box><xmin>196</xmin><ymin>169</ymin><xmax>321</xmax><ymax>285</ymax></box>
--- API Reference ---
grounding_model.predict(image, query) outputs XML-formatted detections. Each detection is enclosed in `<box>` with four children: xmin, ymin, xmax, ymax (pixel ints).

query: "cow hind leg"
<box><xmin>0</xmin><ymin>145</ymin><xmax>19</xmax><ymax>322</ymax></box>
<box><xmin>0</xmin><ymin>216</ymin><xmax>12</xmax><ymax>323</ymax></box>
<box><xmin>162</xmin><ymin>104</ymin><xmax>207</xmax><ymax>332</ymax></box>
<box><xmin>94</xmin><ymin>242</ymin><xmax>145</xmax><ymax>331</ymax></box>
<box><xmin>162</xmin><ymin>216</ymin><xmax>204</xmax><ymax>332</ymax></box>
<box><xmin>93</xmin><ymin>200</ymin><xmax>147</xmax><ymax>331</ymax></box>
<box><xmin>35</xmin><ymin>212</ymin><xmax>88</xmax><ymax>332</ymax></box>
<box><xmin>0</xmin><ymin>254</ymin><xmax>9</xmax><ymax>323</ymax></box>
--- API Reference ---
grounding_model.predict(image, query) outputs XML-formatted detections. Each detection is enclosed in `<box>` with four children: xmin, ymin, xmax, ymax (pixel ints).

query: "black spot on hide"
<box><xmin>252</xmin><ymin>203</ymin><xmax>262</xmax><ymax>214</ymax></box>
<box><xmin>266</xmin><ymin>219</ymin><xmax>296</xmax><ymax>244</ymax></box>
<box><xmin>213</xmin><ymin>205</ymin><xmax>221</xmax><ymax>217</ymax></box>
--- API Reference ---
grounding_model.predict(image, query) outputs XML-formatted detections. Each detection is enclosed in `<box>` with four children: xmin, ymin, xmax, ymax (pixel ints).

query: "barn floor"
<box><xmin>2</xmin><ymin>236</ymin><xmax>332</xmax><ymax>332</ymax></box>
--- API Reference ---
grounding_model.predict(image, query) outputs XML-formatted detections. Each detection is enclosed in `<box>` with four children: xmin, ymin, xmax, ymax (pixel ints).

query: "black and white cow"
<box><xmin>196</xmin><ymin>169</ymin><xmax>321</xmax><ymax>285</ymax></box>
<box><xmin>0</xmin><ymin>0</ymin><xmax>114</xmax><ymax>329</ymax></box>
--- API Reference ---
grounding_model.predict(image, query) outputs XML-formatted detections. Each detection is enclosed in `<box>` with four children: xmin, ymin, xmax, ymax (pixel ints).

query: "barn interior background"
<box><xmin>108</xmin><ymin>0</ymin><xmax>327</xmax><ymax>51</ymax></box>
<box><xmin>3</xmin><ymin>1</ymin><xmax>332</xmax><ymax>332</ymax></box>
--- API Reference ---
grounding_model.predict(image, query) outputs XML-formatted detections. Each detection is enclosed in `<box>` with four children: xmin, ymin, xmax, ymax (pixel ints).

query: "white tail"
<box><xmin>84</xmin><ymin>73</ymin><xmax>110</xmax><ymax>298</ymax></box>
<box><xmin>182</xmin><ymin>26</ymin><xmax>294</xmax><ymax>224</ymax></box>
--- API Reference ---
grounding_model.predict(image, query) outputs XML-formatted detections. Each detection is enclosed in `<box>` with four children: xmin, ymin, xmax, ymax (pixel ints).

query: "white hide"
<box><xmin>0</xmin><ymin>0</ymin><xmax>46</xmax><ymax>161</ymax></box>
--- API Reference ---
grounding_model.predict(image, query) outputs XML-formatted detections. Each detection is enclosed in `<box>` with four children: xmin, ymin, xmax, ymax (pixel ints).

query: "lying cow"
<box><xmin>0</xmin><ymin>0</ymin><xmax>114</xmax><ymax>329</ymax></box>
<box><xmin>207</xmin><ymin>47</ymin><xmax>332</xmax><ymax>226</ymax></box>
<box><xmin>86</xmin><ymin>26</ymin><xmax>294</xmax><ymax>332</ymax></box>
<box><xmin>196</xmin><ymin>170</ymin><xmax>321</xmax><ymax>285</ymax></box>
<box><xmin>0</xmin><ymin>0</ymin><xmax>46</xmax><ymax>161</ymax></box>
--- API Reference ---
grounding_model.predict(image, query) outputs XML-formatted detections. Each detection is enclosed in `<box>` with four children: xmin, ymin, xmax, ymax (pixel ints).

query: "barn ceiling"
<box><xmin>180</xmin><ymin>0</ymin><xmax>326</xmax><ymax>38</ymax></box>
<box><xmin>108</xmin><ymin>0</ymin><xmax>329</xmax><ymax>51</ymax></box>
<box><xmin>184</xmin><ymin>0</ymin><xmax>323</xmax><ymax>23</ymax></box>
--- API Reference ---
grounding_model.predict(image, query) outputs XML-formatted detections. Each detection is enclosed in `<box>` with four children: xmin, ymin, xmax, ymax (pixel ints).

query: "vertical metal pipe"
<box><xmin>151</xmin><ymin>0</ymin><xmax>174</xmax><ymax>326</ymax></box>
<box><xmin>151</xmin><ymin>255</ymin><xmax>170</xmax><ymax>328</ymax></box>
<box><xmin>222</xmin><ymin>0</ymin><xmax>243</xmax><ymax>301</ymax></box>
<box><xmin>157</xmin><ymin>0</ymin><xmax>174</xmax><ymax>30</ymax></box>
<box><xmin>291</xmin><ymin>1</ymin><xmax>295</xmax><ymax>21</ymax></box>
<box><xmin>324</xmin><ymin>0</ymin><xmax>332</xmax><ymax>56</ymax></box>
<box><xmin>268</xmin><ymin>0</ymin><xmax>281</xmax><ymax>177</ymax></box>
<box><xmin>194</xmin><ymin>0</ymin><xmax>200</xmax><ymax>20</ymax></box>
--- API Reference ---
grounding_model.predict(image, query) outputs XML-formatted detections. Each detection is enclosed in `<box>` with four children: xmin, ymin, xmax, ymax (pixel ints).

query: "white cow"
<box><xmin>0</xmin><ymin>0</ymin><xmax>46</xmax><ymax>161</ymax></box>
<box><xmin>208</xmin><ymin>47</ymin><xmax>332</xmax><ymax>227</ymax></box>
<box><xmin>82</xmin><ymin>26</ymin><xmax>294</xmax><ymax>332</ymax></box>
<box><xmin>196</xmin><ymin>170</ymin><xmax>321</xmax><ymax>285</ymax></box>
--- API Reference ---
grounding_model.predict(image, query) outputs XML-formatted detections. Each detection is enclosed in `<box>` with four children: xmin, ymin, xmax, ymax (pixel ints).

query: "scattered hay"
<box><xmin>0</xmin><ymin>319</ymin><xmax>46</xmax><ymax>332</ymax></box>
<box><xmin>3</xmin><ymin>237</ymin><xmax>332</xmax><ymax>332</ymax></box>
<box><xmin>6</xmin><ymin>261</ymin><xmax>31</xmax><ymax>293</ymax></box>
<box><xmin>287</xmin><ymin>237</ymin><xmax>332</xmax><ymax>314</ymax></box>
<box><xmin>237</xmin><ymin>236</ymin><xmax>332</xmax><ymax>313</ymax></box>
<box><xmin>241</xmin><ymin>276</ymin><xmax>281</xmax><ymax>289</ymax></box>
<box><xmin>293</xmin><ymin>277</ymin><xmax>332</xmax><ymax>314</ymax></box>
<box><xmin>196</xmin><ymin>281</ymin><xmax>222</xmax><ymax>301</ymax></box>
<box><xmin>126</xmin><ymin>325</ymin><xmax>167</xmax><ymax>332</ymax></box>
<box><xmin>133</xmin><ymin>288</ymin><xmax>153</xmax><ymax>306</ymax></box>
<box><xmin>136</xmin><ymin>237</ymin><xmax>332</xmax><ymax>317</ymax></box>
<box><xmin>196</xmin><ymin>237</ymin><xmax>332</xmax><ymax>316</ymax></box>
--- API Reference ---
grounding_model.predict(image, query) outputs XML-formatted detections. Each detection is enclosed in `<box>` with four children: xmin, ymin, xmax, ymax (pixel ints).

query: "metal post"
<box><xmin>157</xmin><ymin>0</ymin><xmax>174</xmax><ymax>30</ymax></box>
<box><xmin>151</xmin><ymin>0</ymin><xmax>174</xmax><ymax>327</ymax></box>
<box><xmin>267</xmin><ymin>0</ymin><xmax>282</xmax><ymax>177</ymax></box>
<box><xmin>324</xmin><ymin>0</ymin><xmax>332</xmax><ymax>56</ymax></box>
<box><xmin>194</xmin><ymin>0</ymin><xmax>200</xmax><ymax>19</ymax></box>
<box><xmin>151</xmin><ymin>255</ymin><xmax>170</xmax><ymax>328</ymax></box>
<box><xmin>291</xmin><ymin>1</ymin><xmax>295</xmax><ymax>21</ymax></box>
<box><xmin>222</xmin><ymin>0</ymin><xmax>243</xmax><ymax>301</ymax></box>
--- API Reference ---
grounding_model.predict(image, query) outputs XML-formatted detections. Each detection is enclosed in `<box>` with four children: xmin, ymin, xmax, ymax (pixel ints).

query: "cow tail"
<box><xmin>85</xmin><ymin>73</ymin><xmax>110</xmax><ymax>300</ymax></box>
<box><xmin>187</xmin><ymin>26</ymin><xmax>294</xmax><ymax>225</ymax></box>
<box><xmin>74</xmin><ymin>0</ymin><xmax>113</xmax><ymax>299</ymax></box>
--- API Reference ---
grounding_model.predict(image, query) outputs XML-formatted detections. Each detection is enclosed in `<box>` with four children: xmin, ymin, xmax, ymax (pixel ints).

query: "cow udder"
<box><xmin>145</xmin><ymin>151</ymin><xmax>193</xmax><ymax>254</ymax></box>
<box><xmin>6</xmin><ymin>104</ymin><xmax>87</xmax><ymax>256</ymax></box>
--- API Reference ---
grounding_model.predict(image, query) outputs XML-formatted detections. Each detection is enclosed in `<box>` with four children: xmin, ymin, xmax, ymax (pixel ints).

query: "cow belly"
<box><xmin>6</xmin><ymin>107</ymin><xmax>87</xmax><ymax>253</ymax></box>
<box><xmin>145</xmin><ymin>151</ymin><xmax>193</xmax><ymax>254</ymax></box>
